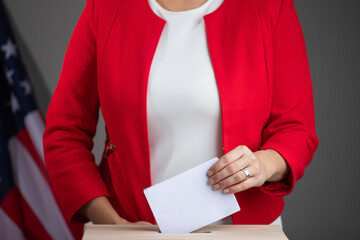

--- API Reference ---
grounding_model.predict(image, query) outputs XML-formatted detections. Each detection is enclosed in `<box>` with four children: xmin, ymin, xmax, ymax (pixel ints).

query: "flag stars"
<box><xmin>20</xmin><ymin>79</ymin><xmax>32</xmax><ymax>95</ymax></box>
<box><xmin>10</xmin><ymin>93</ymin><xmax>21</xmax><ymax>113</ymax></box>
<box><xmin>1</xmin><ymin>38</ymin><xmax>17</xmax><ymax>60</ymax></box>
<box><xmin>6</xmin><ymin>68</ymin><xmax>15</xmax><ymax>85</ymax></box>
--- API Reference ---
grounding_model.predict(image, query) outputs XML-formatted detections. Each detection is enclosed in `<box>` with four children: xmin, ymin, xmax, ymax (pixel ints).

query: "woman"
<box><xmin>43</xmin><ymin>0</ymin><xmax>319</xmax><ymax>234</ymax></box>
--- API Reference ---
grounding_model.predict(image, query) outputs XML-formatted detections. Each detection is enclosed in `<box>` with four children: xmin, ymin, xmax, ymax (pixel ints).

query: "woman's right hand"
<box><xmin>80</xmin><ymin>196</ymin><xmax>152</xmax><ymax>225</ymax></box>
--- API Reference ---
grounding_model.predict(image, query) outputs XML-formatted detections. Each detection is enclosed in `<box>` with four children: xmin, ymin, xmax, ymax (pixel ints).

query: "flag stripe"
<box><xmin>1</xmin><ymin>187</ymin><xmax>52</xmax><ymax>240</ymax></box>
<box><xmin>0</xmin><ymin>207</ymin><xmax>26</xmax><ymax>240</ymax></box>
<box><xmin>24</xmin><ymin>110</ymin><xmax>45</xmax><ymax>161</ymax></box>
<box><xmin>8</xmin><ymin>135</ymin><xmax>74</xmax><ymax>240</ymax></box>
<box><xmin>0</xmin><ymin>187</ymin><xmax>24</xmax><ymax>234</ymax></box>
<box><xmin>19</xmin><ymin>189</ymin><xmax>53</xmax><ymax>240</ymax></box>
<box><xmin>17</xmin><ymin>120</ymin><xmax>49</xmax><ymax>180</ymax></box>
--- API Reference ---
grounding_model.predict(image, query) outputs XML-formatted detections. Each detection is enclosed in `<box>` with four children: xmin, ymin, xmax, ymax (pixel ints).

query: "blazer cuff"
<box><xmin>64</xmin><ymin>174</ymin><xmax>110</xmax><ymax>223</ymax></box>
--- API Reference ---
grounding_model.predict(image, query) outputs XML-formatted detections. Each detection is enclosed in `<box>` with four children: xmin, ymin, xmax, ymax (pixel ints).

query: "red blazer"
<box><xmin>43</xmin><ymin>0</ymin><xmax>319</xmax><ymax>226</ymax></box>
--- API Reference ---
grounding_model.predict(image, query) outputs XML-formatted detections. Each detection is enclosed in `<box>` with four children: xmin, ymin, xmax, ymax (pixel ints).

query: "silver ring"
<box><xmin>242</xmin><ymin>169</ymin><xmax>250</xmax><ymax>179</ymax></box>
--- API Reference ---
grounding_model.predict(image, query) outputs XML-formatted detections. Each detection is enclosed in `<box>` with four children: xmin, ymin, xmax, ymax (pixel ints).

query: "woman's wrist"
<box><xmin>255</xmin><ymin>149</ymin><xmax>290</xmax><ymax>182</ymax></box>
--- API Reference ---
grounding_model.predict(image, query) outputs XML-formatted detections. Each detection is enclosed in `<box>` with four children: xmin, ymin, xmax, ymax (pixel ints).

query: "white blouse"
<box><xmin>147</xmin><ymin>0</ymin><xmax>224</xmax><ymax>185</ymax></box>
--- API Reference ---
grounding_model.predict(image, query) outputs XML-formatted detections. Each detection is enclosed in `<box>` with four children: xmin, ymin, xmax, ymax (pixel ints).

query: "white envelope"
<box><xmin>144</xmin><ymin>157</ymin><xmax>240</xmax><ymax>233</ymax></box>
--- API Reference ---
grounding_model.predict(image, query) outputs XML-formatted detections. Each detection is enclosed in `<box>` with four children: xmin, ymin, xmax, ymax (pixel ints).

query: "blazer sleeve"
<box><xmin>259</xmin><ymin>0</ymin><xmax>319</xmax><ymax>196</ymax></box>
<box><xmin>43</xmin><ymin>0</ymin><xmax>109</xmax><ymax>223</ymax></box>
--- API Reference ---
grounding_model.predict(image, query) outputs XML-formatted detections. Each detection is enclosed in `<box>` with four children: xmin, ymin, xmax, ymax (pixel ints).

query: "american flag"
<box><xmin>0</xmin><ymin>1</ymin><xmax>75</xmax><ymax>239</ymax></box>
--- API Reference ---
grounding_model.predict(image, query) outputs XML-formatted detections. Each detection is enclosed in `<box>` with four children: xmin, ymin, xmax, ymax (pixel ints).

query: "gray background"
<box><xmin>2</xmin><ymin>0</ymin><xmax>359</xmax><ymax>239</ymax></box>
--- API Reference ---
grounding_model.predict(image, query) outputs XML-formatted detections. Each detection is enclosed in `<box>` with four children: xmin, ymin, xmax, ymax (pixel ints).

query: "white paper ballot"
<box><xmin>144</xmin><ymin>157</ymin><xmax>240</xmax><ymax>233</ymax></box>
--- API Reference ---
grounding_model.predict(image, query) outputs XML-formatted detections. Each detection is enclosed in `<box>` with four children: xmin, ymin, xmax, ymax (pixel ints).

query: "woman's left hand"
<box><xmin>207</xmin><ymin>145</ymin><xmax>289</xmax><ymax>194</ymax></box>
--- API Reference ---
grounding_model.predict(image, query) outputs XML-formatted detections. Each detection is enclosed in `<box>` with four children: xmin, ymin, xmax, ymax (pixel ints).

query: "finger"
<box><xmin>207</xmin><ymin>145</ymin><xmax>249</xmax><ymax>176</ymax></box>
<box><xmin>212</xmin><ymin>164</ymin><xmax>258</xmax><ymax>190</ymax></box>
<box><xmin>132</xmin><ymin>221</ymin><xmax>153</xmax><ymax>225</ymax></box>
<box><xmin>223</xmin><ymin>177</ymin><xmax>257</xmax><ymax>194</ymax></box>
<box><xmin>208</xmin><ymin>158</ymin><xmax>250</xmax><ymax>186</ymax></box>
<box><xmin>211</xmin><ymin>170</ymin><xmax>248</xmax><ymax>190</ymax></box>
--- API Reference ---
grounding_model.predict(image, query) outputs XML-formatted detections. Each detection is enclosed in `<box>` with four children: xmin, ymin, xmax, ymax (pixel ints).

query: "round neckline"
<box><xmin>149</xmin><ymin>0</ymin><xmax>215</xmax><ymax>16</ymax></box>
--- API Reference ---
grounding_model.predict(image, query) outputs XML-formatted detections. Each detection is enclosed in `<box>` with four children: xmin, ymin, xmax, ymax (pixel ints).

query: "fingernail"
<box><xmin>224</xmin><ymin>189</ymin><xmax>229</xmax><ymax>193</ymax></box>
<box><xmin>207</xmin><ymin>170</ymin><xmax>213</xmax><ymax>176</ymax></box>
<box><xmin>208</xmin><ymin>179</ymin><xmax>214</xmax><ymax>185</ymax></box>
<box><xmin>213</xmin><ymin>184</ymin><xmax>220</xmax><ymax>190</ymax></box>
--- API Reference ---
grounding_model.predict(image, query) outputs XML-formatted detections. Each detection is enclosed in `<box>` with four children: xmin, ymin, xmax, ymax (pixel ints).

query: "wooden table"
<box><xmin>82</xmin><ymin>225</ymin><xmax>288</xmax><ymax>240</ymax></box>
